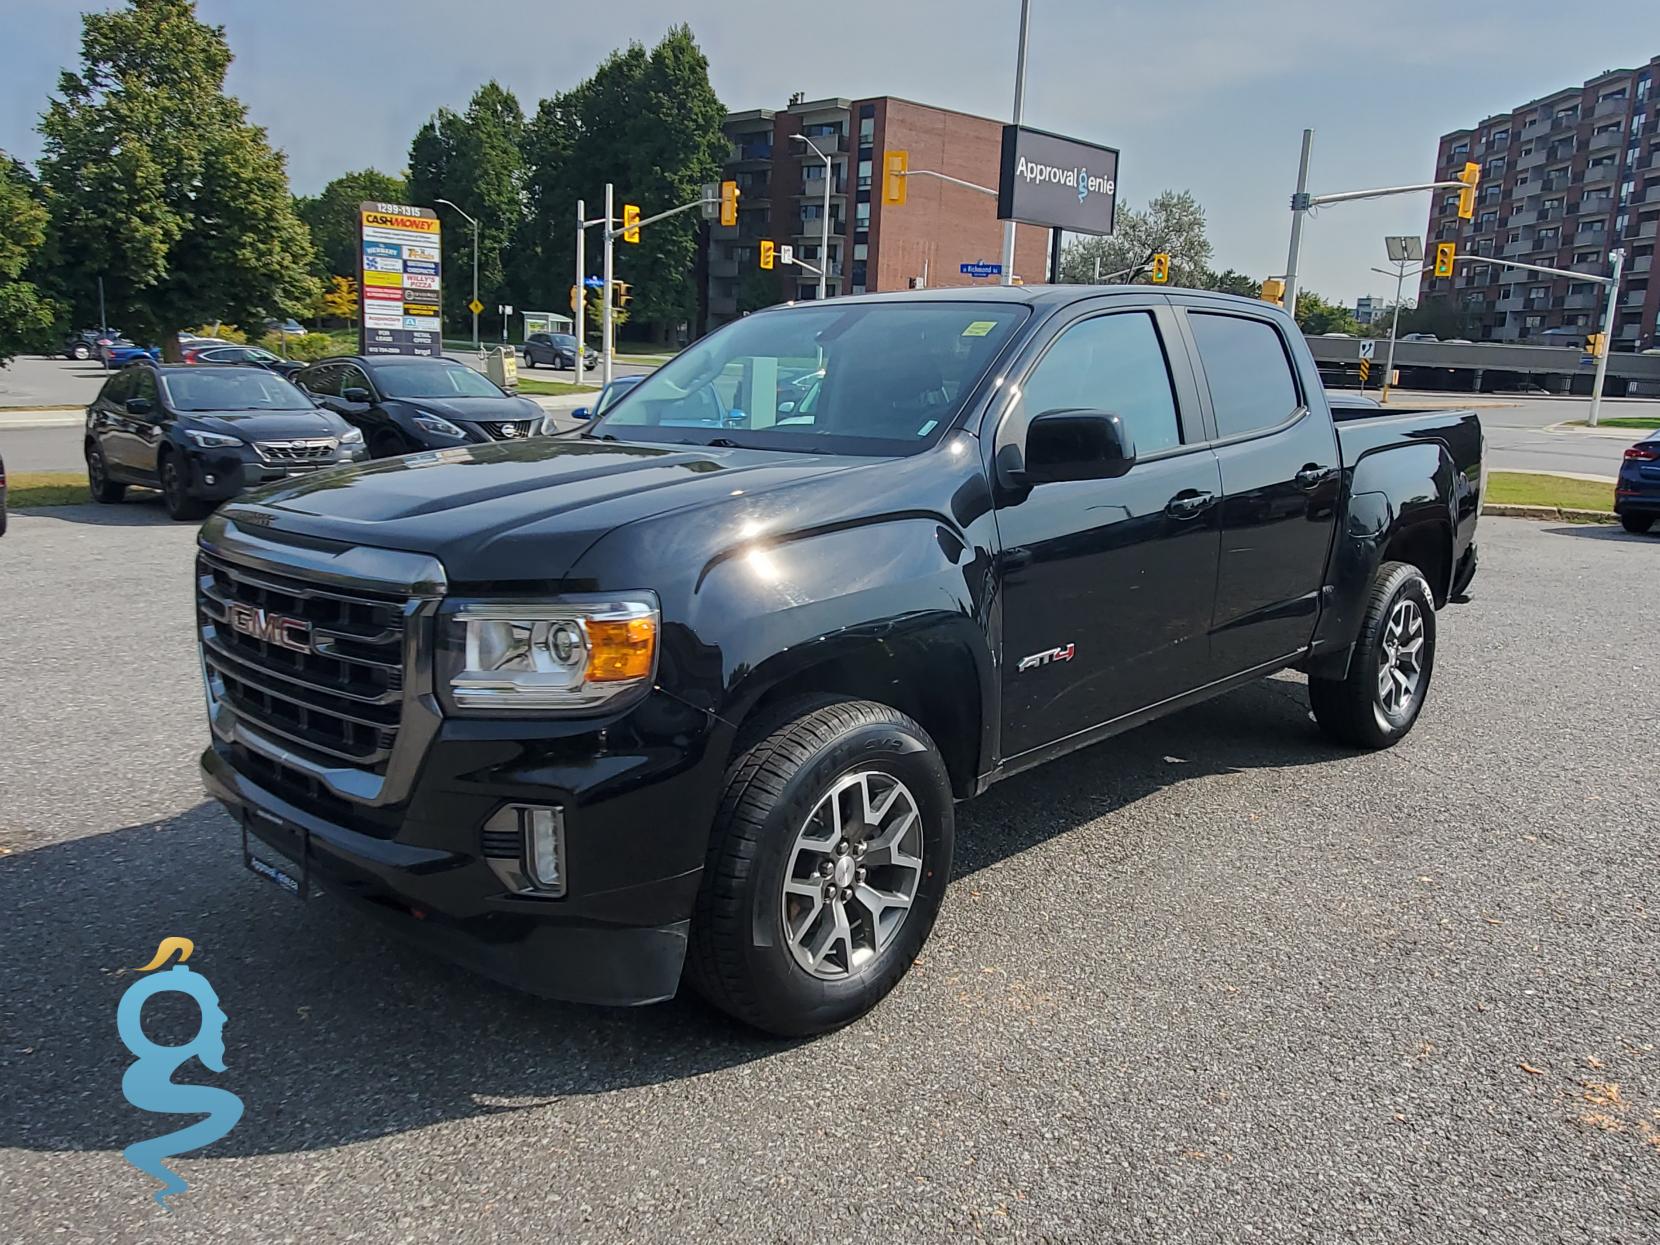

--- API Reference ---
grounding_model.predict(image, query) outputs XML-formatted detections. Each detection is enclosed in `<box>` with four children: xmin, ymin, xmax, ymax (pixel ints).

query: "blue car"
<box><xmin>1615</xmin><ymin>429</ymin><xmax>1660</xmax><ymax>534</ymax></box>
<box><xmin>100</xmin><ymin>338</ymin><xmax>161</xmax><ymax>369</ymax></box>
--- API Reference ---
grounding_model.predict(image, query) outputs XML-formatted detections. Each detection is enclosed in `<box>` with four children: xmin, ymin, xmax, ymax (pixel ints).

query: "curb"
<box><xmin>0</xmin><ymin>413</ymin><xmax>83</xmax><ymax>430</ymax></box>
<box><xmin>1543</xmin><ymin>420</ymin><xmax>1652</xmax><ymax>439</ymax></box>
<box><xmin>1482</xmin><ymin>502</ymin><xmax>1616</xmax><ymax>523</ymax></box>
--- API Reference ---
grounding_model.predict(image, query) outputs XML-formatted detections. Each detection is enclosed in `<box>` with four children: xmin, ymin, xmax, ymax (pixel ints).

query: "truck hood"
<box><xmin>223</xmin><ymin>436</ymin><xmax>866</xmax><ymax>582</ymax></box>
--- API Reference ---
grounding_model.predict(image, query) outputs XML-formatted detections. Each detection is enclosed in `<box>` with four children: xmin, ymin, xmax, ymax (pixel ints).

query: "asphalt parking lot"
<box><xmin>1</xmin><ymin>509</ymin><xmax>1657</xmax><ymax>1242</ymax></box>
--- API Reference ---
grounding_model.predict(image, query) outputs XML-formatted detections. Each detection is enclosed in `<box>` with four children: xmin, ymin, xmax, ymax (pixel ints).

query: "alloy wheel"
<box><xmin>1377</xmin><ymin>597</ymin><xmax>1425</xmax><ymax>716</ymax></box>
<box><xmin>781</xmin><ymin>770</ymin><xmax>925</xmax><ymax>980</ymax></box>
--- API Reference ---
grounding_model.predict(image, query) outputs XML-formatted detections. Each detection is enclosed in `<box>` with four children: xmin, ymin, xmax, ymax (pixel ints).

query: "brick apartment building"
<box><xmin>706</xmin><ymin>95</ymin><xmax>1049</xmax><ymax>326</ymax></box>
<box><xmin>1418</xmin><ymin>56</ymin><xmax>1660</xmax><ymax>349</ymax></box>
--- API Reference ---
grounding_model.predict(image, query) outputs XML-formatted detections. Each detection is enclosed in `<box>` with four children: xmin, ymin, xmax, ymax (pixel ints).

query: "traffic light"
<box><xmin>621</xmin><ymin>203</ymin><xmax>641</xmax><ymax>244</ymax></box>
<box><xmin>611</xmin><ymin>281</ymin><xmax>632</xmax><ymax>309</ymax></box>
<box><xmin>1434</xmin><ymin>241</ymin><xmax>1457</xmax><ymax>279</ymax></box>
<box><xmin>759</xmin><ymin>240</ymin><xmax>775</xmax><ymax>270</ymax></box>
<box><xmin>569</xmin><ymin>284</ymin><xmax>580</xmax><ymax>312</ymax></box>
<box><xmin>1586</xmin><ymin>332</ymin><xmax>1606</xmax><ymax>358</ymax></box>
<box><xmin>883</xmin><ymin>151</ymin><xmax>908</xmax><ymax>206</ymax></box>
<box><xmin>719</xmin><ymin>180</ymin><xmax>739</xmax><ymax>227</ymax></box>
<box><xmin>1456</xmin><ymin>161</ymin><xmax>1481</xmax><ymax>221</ymax></box>
<box><xmin>1259</xmin><ymin>278</ymin><xmax>1285</xmax><ymax>307</ymax></box>
<box><xmin>1149</xmin><ymin>253</ymin><xmax>1171</xmax><ymax>284</ymax></box>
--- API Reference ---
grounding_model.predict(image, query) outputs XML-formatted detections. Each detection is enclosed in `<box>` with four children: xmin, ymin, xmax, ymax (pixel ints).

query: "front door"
<box><xmin>1177</xmin><ymin>306</ymin><xmax>1341</xmax><ymax>676</ymax></box>
<box><xmin>126</xmin><ymin>368</ymin><xmax>166</xmax><ymax>481</ymax></box>
<box><xmin>995</xmin><ymin>304</ymin><xmax>1223</xmax><ymax>759</ymax></box>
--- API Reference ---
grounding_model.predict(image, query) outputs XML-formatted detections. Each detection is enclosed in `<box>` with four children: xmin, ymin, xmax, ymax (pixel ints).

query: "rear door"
<box><xmin>90</xmin><ymin>370</ymin><xmax>136</xmax><ymax>476</ymax></box>
<box><xmin>993</xmin><ymin>300</ymin><xmax>1223</xmax><ymax>757</ymax></box>
<box><xmin>1174</xmin><ymin>303</ymin><xmax>1340</xmax><ymax>678</ymax></box>
<box><xmin>127</xmin><ymin>369</ymin><xmax>166</xmax><ymax>481</ymax></box>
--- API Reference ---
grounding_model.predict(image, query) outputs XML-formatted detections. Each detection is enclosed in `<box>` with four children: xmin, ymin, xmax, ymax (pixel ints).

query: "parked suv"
<box><xmin>296</xmin><ymin>355</ymin><xmax>547</xmax><ymax>456</ymax></box>
<box><xmin>85</xmin><ymin>364</ymin><xmax>366</xmax><ymax>520</ymax></box>
<box><xmin>200</xmin><ymin>288</ymin><xmax>1482</xmax><ymax>1035</ymax></box>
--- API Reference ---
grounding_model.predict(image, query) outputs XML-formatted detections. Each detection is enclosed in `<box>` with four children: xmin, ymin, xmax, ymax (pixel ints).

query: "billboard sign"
<box><xmin>997</xmin><ymin>126</ymin><xmax>1119</xmax><ymax>237</ymax></box>
<box><xmin>358</xmin><ymin>202</ymin><xmax>442</xmax><ymax>357</ymax></box>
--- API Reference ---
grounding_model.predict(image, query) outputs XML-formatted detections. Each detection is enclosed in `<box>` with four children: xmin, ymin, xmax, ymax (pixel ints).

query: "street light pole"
<box><xmin>999</xmin><ymin>0</ymin><xmax>1031</xmax><ymax>288</ymax></box>
<box><xmin>1588</xmin><ymin>248</ymin><xmax>1625</xmax><ymax>428</ymax></box>
<box><xmin>1283</xmin><ymin>129</ymin><xmax>1313</xmax><ymax>319</ymax></box>
<box><xmin>574</xmin><ymin>198</ymin><xmax>586</xmax><ymax>387</ymax></box>
<box><xmin>436</xmin><ymin>198</ymin><xmax>480</xmax><ymax>353</ymax></box>
<box><xmin>792</xmin><ymin>134</ymin><xmax>832</xmax><ymax>301</ymax></box>
<box><xmin>1369</xmin><ymin>261</ymin><xmax>1425</xmax><ymax>404</ymax></box>
<box><xmin>602</xmin><ymin>181</ymin><xmax>615</xmax><ymax>387</ymax></box>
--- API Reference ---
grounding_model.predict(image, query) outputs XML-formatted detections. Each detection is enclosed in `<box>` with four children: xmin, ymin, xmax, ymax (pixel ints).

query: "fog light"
<box><xmin>522</xmin><ymin>806</ymin><xmax>566</xmax><ymax>895</ymax></box>
<box><xmin>204</xmin><ymin>473</ymin><xmax>217</xmax><ymax>485</ymax></box>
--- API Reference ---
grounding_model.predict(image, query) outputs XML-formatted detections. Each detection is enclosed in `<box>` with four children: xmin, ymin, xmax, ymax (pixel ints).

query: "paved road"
<box><xmin>2</xmin><ymin>510</ymin><xmax>1657</xmax><ymax>1241</ymax></box>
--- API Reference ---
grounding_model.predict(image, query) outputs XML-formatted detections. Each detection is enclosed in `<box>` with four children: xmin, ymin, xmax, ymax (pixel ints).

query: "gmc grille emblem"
<box><xmin>227</xmin><ymin>603</ymin><xmax>313</xmax><ymax>654</ymax></box>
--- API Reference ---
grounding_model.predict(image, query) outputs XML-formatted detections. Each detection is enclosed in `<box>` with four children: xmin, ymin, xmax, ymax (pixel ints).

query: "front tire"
<box><xmin>71</xmin><ymin>343</ymin><xmax>91</xmax><ymax>361</ymax></box>
<box><xmin>160</xmin><ymin>453</ymin><xmax>212</xmax><ymax>521</ymax></box>
<box><xmin>1620</xmin><ymin>513</ymin><xmax>1654</xmax><ymax>535</ymax></box>
<box><xmin>685</xmin><ymin>698</ymin><xmax>955</xmax><ymax>1037</ymax></box>
<box><xmin>1309</xmin><ymin>561</ymin><xmax>1436</xmax><ymax>749</ymax></box>
<box><xmin>86</xmin><ymin>442</ymin><xmax>126</xmax><ymax>503</ymax></box>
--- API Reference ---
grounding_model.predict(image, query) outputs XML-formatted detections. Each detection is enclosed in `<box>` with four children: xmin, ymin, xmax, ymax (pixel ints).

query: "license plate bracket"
<box><xmin>242</xmin><ymin>812</ymin><xmax>314</xmax><ymax>900</ymax></box>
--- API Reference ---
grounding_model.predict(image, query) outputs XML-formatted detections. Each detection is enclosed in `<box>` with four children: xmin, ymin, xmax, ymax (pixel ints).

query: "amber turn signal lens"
<box><xmin>584</xmin><ymin>617</ymin><xmax>656</xmax><ymax>682</ymax></box>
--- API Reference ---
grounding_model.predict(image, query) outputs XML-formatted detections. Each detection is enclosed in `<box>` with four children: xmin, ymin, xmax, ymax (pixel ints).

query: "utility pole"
<box><xmin>602</xmin><ymin>182</ymin><xmax>615</xmax><ymax>386</ymax></box>
<box><xmin>436</xmin><ymin>197</ymin><xmax>480</xmax><ymax>353</ymax></box>
<box><xmin>574</xmin><ymin>198</ymin><xmax>586</xmax><ymax>387</ymax></box>
<box><xmin>792</xmin><ymin>134</ymin><xmax>832</xmax><ymax>301</ymax></box>
<box><xmin>999</xmin><ymin>0</ymin><xmax>1031</xmax><ymax>288</ymax></box>
<box><xmin>97</xmin><ymin>276</ymin><xmax>107</xmax><ymax>333</ymax></box>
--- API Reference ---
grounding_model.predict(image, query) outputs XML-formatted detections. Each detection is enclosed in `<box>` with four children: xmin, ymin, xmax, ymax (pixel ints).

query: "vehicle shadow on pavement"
<box><xmin>0</xmin><ymin>677</ymin><xmax>1345</xmax><ymax>1160</ymax></box>
<box><xmin>13</xmin><ymin>498</ymin><xmax>179</xmax><ymax>528</ymax></box>
<box><xmin>1541</xmin><ymin>524</ymin><xmax>1660</xmax><ymax>545</ymax></box>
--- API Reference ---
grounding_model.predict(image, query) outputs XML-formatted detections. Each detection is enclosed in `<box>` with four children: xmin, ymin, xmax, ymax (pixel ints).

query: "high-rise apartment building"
<box><xmin>706</xmin><ymin>95</ymin><xmax>1049</xmax><ymax>327</ymax></box>
<box><xmin>1419</xmin><ymin>57</ymin><xmax>1659</xmax><ymax>349</ymax></box>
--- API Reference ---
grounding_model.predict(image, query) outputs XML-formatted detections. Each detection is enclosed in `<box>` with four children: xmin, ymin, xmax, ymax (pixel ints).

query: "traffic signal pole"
<box><xmin>574</xmin><ymin>198</ymin><xmax>586</xmax><ymax>387</ymax></box>
<box><xmin>1457</xmin><ymin>249</ymin><xmax>1625</xmax><ymax>425</ymax></box>
<box><xmin>1281</xmin><ymin>126</ymin><xmax>1474</xmax><ymax>319</ymax></box>
<box><xmin>999</xmin><ymin>0</ymin><xmax>1031</xmax><ymax>288</ymax></box>
<box><xmin>602</xmin><ymin>183</ymin><xmax>615</xmax><ymax>386</ymax></box>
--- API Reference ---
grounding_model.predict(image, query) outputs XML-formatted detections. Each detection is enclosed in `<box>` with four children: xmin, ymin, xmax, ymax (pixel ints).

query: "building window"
<box><xmin>797</xmin><ymin>284</ymin><xmax>817</xmax><ymax>300</ymax></box>
<box><xmin>1451</xmin><ymin>141</ymin><xmax>1470</xmax><ymax>156</ymax></box>
<box><xmin>853</xmin><ymin>243</ymin><xmax>868</xmax><ymax>261</ymax></box>
<box><xmin>851</xmin><ymin>261</ymin><xmax>867</xmax><ymax>286</ymax></box>
<box><xmin>858</xmin><ymin>117</ymin><xmax>874</xmax><ymax>143</ymax></box>
<box><xmin>857</xmin><ymin>159</ymin><xmax>872</xmax><ymax>190</ymax></box>
<box><xmin>855</xmin><ymin>201</ymin><xmax>870</xmax><ymax>225</ymax></box>
<box><xmin>1491</xmin><ymin>128</ymin><xmax>1510</xmax><ymax>144</ymax></box>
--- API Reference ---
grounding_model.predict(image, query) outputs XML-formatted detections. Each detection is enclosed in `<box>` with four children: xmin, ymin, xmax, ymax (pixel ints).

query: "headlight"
<box><xmin>339</xmin><ymin>427</ymin><xmax>364</xmax><ymax>446</ymax></box>
<box><xmin>442</xmin><ymin>595</ymin><xmax>659</xmax><ymax>713</ymax></box>
<box><xmin>186</xmin><ymin>429</ymin><xmax>243</xmax><ymax>448</ymax></box>
<box><xmin>413</xmin><ymin>412</ymin><xmax>465</xmax><ymax>438</ymax></box>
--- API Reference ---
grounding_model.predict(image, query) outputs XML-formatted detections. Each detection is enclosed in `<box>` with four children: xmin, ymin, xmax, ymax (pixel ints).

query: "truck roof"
<box><xmin>816</xmin><ymin>285</ymin><xmax>1277</xmax><ymax>314</ymax></box>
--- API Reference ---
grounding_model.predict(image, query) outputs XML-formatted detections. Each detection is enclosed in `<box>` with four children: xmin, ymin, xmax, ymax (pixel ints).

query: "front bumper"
<box><xmin>199</xmin><ymin>696</ymin><xmax>728</xmax><ymax>1007</ymax></box>
<box><xmin>187</xmin><ymin>446</ymin><xmax>368</xmax><ymax>501</ymax></box>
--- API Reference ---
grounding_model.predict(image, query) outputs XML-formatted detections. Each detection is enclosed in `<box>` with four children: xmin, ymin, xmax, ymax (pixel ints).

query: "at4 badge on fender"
<box><xmin>1017</xmin><ymin>642</ymin><xmax>1075</xmax><ymax>673</ymax></box>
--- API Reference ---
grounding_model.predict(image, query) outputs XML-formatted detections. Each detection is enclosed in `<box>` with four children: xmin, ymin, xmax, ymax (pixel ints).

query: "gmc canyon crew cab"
<box><xmin>197</xmin><ymin>287</ymin><xmax>1481</xmax><ymax>1036</ymax></box>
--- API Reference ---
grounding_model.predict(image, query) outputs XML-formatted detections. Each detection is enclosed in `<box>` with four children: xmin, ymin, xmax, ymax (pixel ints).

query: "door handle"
<box><xmin>1165</xmin><ymin>489</ymin><xmax>1215</xmax><ymax>519</ymax></box>
<box><xmin>1295</xmin><ymin>464</ymin><xmax>1336</xmax><ymax>489</ymax></box>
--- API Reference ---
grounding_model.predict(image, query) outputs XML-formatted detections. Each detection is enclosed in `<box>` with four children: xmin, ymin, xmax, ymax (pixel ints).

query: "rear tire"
<box><xmin>160</xmin><ymin>453</ymin><xmax>212</xmax><ymax>521</ymax></box>
<box><xmin>522</xmin><ymin>353</ymin><xmax>536</xmax><ymax>369</ymax></box>
<box><xmin>86</xmin><ymin>442</ymin><xmax>126</xmax><ymax>503</ymax></box>
<box><xmin>1620</xmin><ymin>513</ymin><xmax>1654</xmax><ymax>535</ymax></box>
<box><xmin>71</xmin><ymin>343</ymin><xmax>91</xmax><ymax>361</ymax></box>
<box><xmin>685</xmin><ymin>697</ymin><xmax>955</xmax><ymax>1037</ymax></box>
<box><xmin>1309</xmin><ymin>561</ymin><xmax>1437</xmax><ymax>750</ymax></box>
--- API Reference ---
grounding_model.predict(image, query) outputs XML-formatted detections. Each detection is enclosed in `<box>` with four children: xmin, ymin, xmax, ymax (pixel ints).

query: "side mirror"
<box><xmin>778</xmin><ymin>400</ymin><xmax>797</xmax><ymax>414</ymax></box>
<box><xmin>342</xmin><ymin>387</ymin><xmax>371</xmax><ymax>404</ymax></box>
<box><xmin>571</xmin><ymin>407</ymin><xmax>590</xmax><ymax>421</ymax></box>
<box><xmin>125</xmin><ymin>397</ymin><xmax>153</xmax><ymax>416</ymax></box>
<box><xmin>1001</xmin><ymin>409</ymin><xmax>1135</xmax><ymax>487</ymax></box>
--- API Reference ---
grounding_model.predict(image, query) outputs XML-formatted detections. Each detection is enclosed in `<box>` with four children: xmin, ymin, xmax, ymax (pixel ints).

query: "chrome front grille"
<box><xmin>257</xmin><ymin>438</ymin><xmax>339</xmax><ymax>462</ymax></box>
<box><xmin>481</xmin><ymin>420</ymin><xmax>540</xmax><ymax>441</ymax></box>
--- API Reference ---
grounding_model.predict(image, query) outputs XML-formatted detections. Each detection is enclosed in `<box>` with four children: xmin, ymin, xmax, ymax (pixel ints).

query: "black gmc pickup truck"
<box><xmin>197</xmin><ymin>287</ymin><xmax>1481</xmax><ymax>1036</ymax></box>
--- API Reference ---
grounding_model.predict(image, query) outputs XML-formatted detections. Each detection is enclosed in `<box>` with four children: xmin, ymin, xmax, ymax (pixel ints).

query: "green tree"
<box><xmin>295</xmin><ymin>168</ymin><xmax>407</xmax><ymax>280</ymax></box>
<box><xmin>1292</xmin><ymin>290</ymin><xmax>1361</xmax><ymax>336</ymax></box>
<box><xmin>0</xmin><ymin>155</ymin><xmax>60</xmax><ymax>364</ymax></box>
<box><xmin>1196</xmin><ymin>267</ymin><xmax>1262</xmax><ymax>298</ymax></box>
<box><xmin>408</xmin><ymin>82</ymin><xmax>524</xmax><ymax>338</ymax></box>
<box><xmin>1060</xmin><ymin>189</ymin><xmax>1213</xmax><ymax>286</ymax></box>
<box><xmin>518</xmin><ymin>26</ymin><xmax>726</xmax><ymax>339</ymax></box>
<box><xmin>38</xmin><ymin>0</ymin><xmax>317</xmax><ymax>359</ymax></box>
<box><xmin>737</xmin><ymin>264</ymin><xmax>784</xmax><ymax>315</ymax></box>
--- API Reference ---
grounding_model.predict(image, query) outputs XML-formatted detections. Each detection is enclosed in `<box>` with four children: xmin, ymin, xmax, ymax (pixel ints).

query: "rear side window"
<box><xmin>102</xmin><ymin>371</ymin><xmax>135</xmax><ymax>403</ymax></box>
<box><xmin>1017</xmin><ymin>311</ymin><xmax>1182</xmax><ymax>455</ymax></box>
<box><xmin>1188</xmin><ymin>313</ymin><xmax>1302</xmax><ymax>439</ymax></box>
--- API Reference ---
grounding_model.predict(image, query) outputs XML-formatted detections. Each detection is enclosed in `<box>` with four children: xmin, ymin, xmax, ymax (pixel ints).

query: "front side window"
<box><xmin>1187</xmin><ymin>313</ymin><xmax>1302</xmax><ymax>440</ymax></box>
<box><xmin>373</xmin><ymin>362</ymin><xmax>503</xmax><ymax>399</ymax></box>
<box><xmin>299</xmin><ymin>364</ymin><xmax>338</xmax><ymax>396</ymax></box>
<box><xmin>592</xmin><ymin>302</ymin><xmax>1027</xmax><ymax>456</ymax></box>
<box><xmin>1015</xmin><ymin>312</ymin><xmax>1182</xmax><ymax>456</ymax></box>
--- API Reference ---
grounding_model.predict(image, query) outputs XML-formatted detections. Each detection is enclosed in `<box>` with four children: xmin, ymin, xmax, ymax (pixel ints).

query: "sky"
<box><xmin>2</xmin><ymin>0</ymin><xmax>1657</xmax><ymax>304</ymax></box>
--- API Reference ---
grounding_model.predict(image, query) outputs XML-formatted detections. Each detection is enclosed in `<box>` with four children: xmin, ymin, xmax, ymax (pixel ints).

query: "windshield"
<box><xmin>375</xmin><ymin>362</ymin><xmax>505</xmax><ymax>400</ymax></box>
<box><xmin>551</xmin><ymin>334</ymin><xmax>578</xmax><ymax>348</ymax></box>
<box><xmin>590</xmin><ymin>302</ymin><xmax>1026</xmax><ymax>455</ymax></box>
<box><xmin>160</xmin><ymin>369</ymin><xmax>311</xmax><ymax>412</ymax></box>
